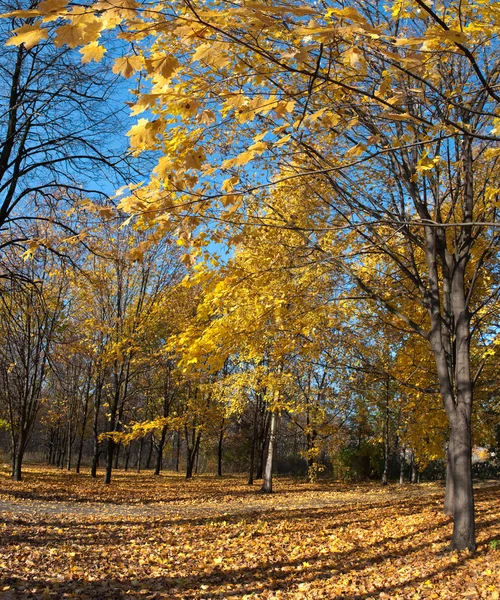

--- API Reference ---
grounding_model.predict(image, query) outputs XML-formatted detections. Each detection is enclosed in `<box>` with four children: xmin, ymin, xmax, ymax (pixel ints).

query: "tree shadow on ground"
<box><xmin>1</xmin><ymin>533</ymin><xmax>485</xmax><ymax>600</ymax></box>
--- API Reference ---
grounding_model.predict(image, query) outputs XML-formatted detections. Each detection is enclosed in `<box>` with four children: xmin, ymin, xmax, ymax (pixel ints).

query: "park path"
<box><xmin>1</xmin><ymin>480</ymin><xmax>497</xmax><ymax>521</ymax></box>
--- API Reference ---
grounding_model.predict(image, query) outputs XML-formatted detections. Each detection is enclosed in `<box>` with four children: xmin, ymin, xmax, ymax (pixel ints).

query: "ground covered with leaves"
<box><xmin>0</xmin><ymin>466</ymin><xmax>499</xmax><ymax>599</ymax></box>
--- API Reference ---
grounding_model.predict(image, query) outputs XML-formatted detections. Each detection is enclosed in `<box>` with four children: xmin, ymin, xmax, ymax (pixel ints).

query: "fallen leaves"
<box><xmin>0</xmin><ymin>466</ymin><xmax>498</xmax><ymax>599</ymax></box>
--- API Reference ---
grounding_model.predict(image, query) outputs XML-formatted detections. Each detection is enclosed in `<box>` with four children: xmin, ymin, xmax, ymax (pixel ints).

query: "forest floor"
<box><xmin>0</xmin><ymin>466</ymin><xmax>498</xmax><ymax>599</ymax></box>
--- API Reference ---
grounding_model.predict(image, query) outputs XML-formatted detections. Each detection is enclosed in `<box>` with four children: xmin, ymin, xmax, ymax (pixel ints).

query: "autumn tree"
<box><xmin>0</xmin><ymin>243</ymin><xmax>68</xmax><ymax>480</ymax></box>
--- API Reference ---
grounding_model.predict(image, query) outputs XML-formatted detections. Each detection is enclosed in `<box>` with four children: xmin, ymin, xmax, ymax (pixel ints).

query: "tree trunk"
<box><xmin>248</xmin><ymin>398</ymin><xmax>259</xmax><ymax>485</ymax></box>
<box><xmin>91</xmin><ymin>446</ymin><xmax>99</xmax><ymax>478</ymax></box>
<box><xmin>175</xmin><ymin>431</ymin><xmax>180</xmax><ymax>472</ymax></box>
<box><xmin>124</xmin><ymin>445</ymin><xmax>131</xmax><ymax>471</ymax></box>
<box><xmin>12</xmin><ymin>438</ymin><xmax>24</xmax><ymax>482</ymax></box>
<box><xmin>217</xmin><ymin>419</ymin><xmax>224</xmax><ymax>477</ymax></box>
<box><xmin>444</xmin><ymin>441</ymin><xmax>454</xmax><ymax>516</ymax></box>
<box><xmin>411</xmin><ymin>459</ymin><xmax>418</xmax><ymax>484</ymax></box>
<box><xmin>76</xmin><ymin>368</ymin><xmax>92</xmax><ymax>474</ymax></box>
<box><xmin>76</xmin><ymin>432</ymin><xmax>85</xmax><ymax>474</ymax></box>
<box><xmin>136</xmin><ymin>438</ymin><xmax>143</xmax><ymax>473</ymax></box>
<box><xmin>154</xmin><ymin>426</ymin><xmax>168</xmax><ymax>476</ymax></box>
<box><xmin>113</xmin><ymin>442</ymin><xmax>121</xmax><ymax>470</ymax></box>
<box><xmin>91</xmin><ymin>379</ymin><xmax>102</xmax><ymax>479</ymax></box>
<box><xmin>145</xmin><ymin>433</ymin><xmax>154</xmax><ymax>469</ymax></box>
<box><xmin>449</xmin><ymin>414</ymin><xmax>475</xmax><ymax>550</ymax></box>
<box><xmin>104</xmin><ymin>438</ymin><xmax>114</xmax><ymax>485</ymax></box>
<box><xmin>399</xmin><ymin>444</ymin><xmax>406</xmax><ymax>485</ymax></box>
<box><xmin>256</xmin><ymin>407</ymin><xmax>270</xmax><ymax>480</ymax></box>
<box><xmin>261</xmin><ymin>411</ymin><xmax>278</xmax><ymax>493</ymax></box>
<box><xmin>66</xmin><ymin>417</ymin><xmax>73</xmax><ymax>472</ymax></box>
<box><xmin>381</xmin><ymin>377</ymin><xmax>390</xmax><ymax>486</ymax></box>
<box><xmin>185</xmin><ymin>430</ymin><xmax>201</xmax><ymax>480</ymax></box>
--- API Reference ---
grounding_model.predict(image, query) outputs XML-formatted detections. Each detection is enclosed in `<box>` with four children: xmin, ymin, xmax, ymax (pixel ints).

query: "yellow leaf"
<box><xmin>112</xmin><ymin>55</ymin><xmax>143</xmax><ymax>78</ymax></box>
<box><xmin>145</xmin><ymin>54</ymin><xmax>180</xmax><ymax>79</ymax></box>
<box><xmin>5</xmin><ymin>24</ymin><xmax>48</xmax><ymax>50</ymax></box>
<box><xmin>248</xmin><ymin>141</ymin><xmax>267</xmax><ymax>153</ymax></box>
<box><xmin>79</xmin><ymin>41</ymin><xmax>106</xmax><ymax>64</ymax></box>
<box><xmin>38</xmin><ymin>0</ymin><xmax>68</xmax><ymax>14</ymax></box>
<box><xmin>274</xmin><ymin>134</ymin><xmax>291</xmax><ymax>147</ymax></box>
<box><xmin>221</xmin><ymin>176</ymin><xmax>239</xmax><ymax>193</ymax></box>
<box><xmin>184</xmin><ymin>149</ymin><xmax>205</xmax><ymax>170</ymax></box>
<box><xmin>181</xmin><ymin>253</ymin><xmax>196</xmax><ymax>268</ymax></box>
<box><xmin>55</xmin><ymin>17</ymin><xmax>102</xmax><ymax>48</ymax></box>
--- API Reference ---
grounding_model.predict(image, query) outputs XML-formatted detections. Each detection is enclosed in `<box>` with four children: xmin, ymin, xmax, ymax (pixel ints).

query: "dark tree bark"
<box><xmin>145</xmin><ymin>433</ymin><xmax>154</xmax><ymax>469</ymax></box>
<box><xmin>136</xmin><ymin>438</ymin><xmax>143</xmax><ymax>473</ymax></box>
<box><xmin>124</xmin><ymin>445</ymin><xmax>131</xmax><ymax>471</ymax></box>
<box><xmin>154</xmin><ymin>426</ymin><xmax>168</xmax><ymax>476</ymax></box>
<box><xmin>185</xmin><ymin>427</ymin><xmax>201</xmax><ymax>480</ymax></box>
<box><xmin>444</xmin><ymin>441</ymin><xmax>455</xmax><ymax>516</ymax></box>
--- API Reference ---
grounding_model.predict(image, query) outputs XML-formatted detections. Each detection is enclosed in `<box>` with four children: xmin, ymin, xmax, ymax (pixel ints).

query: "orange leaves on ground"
<box><xmin>0</xmin><ymin>466</ymin><xmax>499</xmax><ymax>599</ymax></box>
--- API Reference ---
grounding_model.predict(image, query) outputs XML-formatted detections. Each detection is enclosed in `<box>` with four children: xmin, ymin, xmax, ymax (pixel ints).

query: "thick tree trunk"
<box><xmin>423</xmin><ymin>201</ymin><xmax>476</xmax><ymax>550</ymax></box>
<box><xmin>12</xmin><ymin>444</ymin><xmax>24</xmax><ymax>482</ymax></box>
<box><xmin>11</xmin><ymin>430</ymin><xmax>27</xmax><ymax>481</ymax></box>
<box><xmin>449</xmin><ymin>414</ymin><xmax>475</xmax><ymax>550</ymax></box>
<box><xmin>261</xmin><ymin>411</ymin><xmax>278</xmax><ymax>493</ymax></box>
